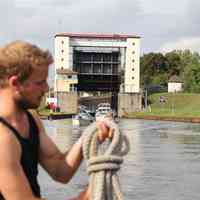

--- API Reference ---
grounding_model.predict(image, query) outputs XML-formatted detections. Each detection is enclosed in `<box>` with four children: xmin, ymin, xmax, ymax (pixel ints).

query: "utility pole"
<box><xmin>171</xmin><ymin>90</ymin><xmax>176</xmax><ymax>114</ymax></box>
<box><xmin>145</xmin><ymin>89</ymin><xmax>148</xmax><ymax>109</ymax></box>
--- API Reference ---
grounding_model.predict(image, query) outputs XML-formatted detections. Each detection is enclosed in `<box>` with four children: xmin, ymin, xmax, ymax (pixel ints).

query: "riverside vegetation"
<box><xmin>128</xmin><ymin>93</ymin><xmax>200</xmax><ymax>122</ymax></box>
<box><xmin>130</xmin><ymin>49</ymin><xmax>200</xmax><ymax>122</ymax></box>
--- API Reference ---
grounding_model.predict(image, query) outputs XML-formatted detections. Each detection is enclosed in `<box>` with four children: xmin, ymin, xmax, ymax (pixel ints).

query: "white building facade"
<box><xmin>168</xmin><ymin>75</ymin><xmax>183</xmax><ymax>93</ymax></box>
<box><xmin>54</xmin><ymin>33</ymin><xmax>140</xmax><ymax>93</ymax></box>
<box><xmin>168</xmin><ymin>82</ymin><xmax>183</xmax><ymax>93</ymax></box>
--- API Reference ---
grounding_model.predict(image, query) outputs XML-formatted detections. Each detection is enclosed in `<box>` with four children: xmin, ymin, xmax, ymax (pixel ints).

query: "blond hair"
<box><xmin>0</xmin><ymin>41</ymin><xmax>53</xmax><ymax>88</ymax></box>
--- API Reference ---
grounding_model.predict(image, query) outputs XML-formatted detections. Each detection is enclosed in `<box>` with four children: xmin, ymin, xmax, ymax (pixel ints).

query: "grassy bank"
<box><xmin>37</xmin><ymin>108</ymin><xmax>73</xmax><ymax>119</ymax></box>
<box><xmin>129</xmin><ymin>93</ymin><xmax>200</xmax><ymax>119</ymax></box>
<box><xmin>37</xmin><ymin>96</ymin><xmax>75</xmax><ymax>118</ymax></box>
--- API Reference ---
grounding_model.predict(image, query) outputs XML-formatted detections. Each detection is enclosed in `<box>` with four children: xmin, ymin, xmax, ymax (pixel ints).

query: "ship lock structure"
<box><xmin>54</xmin><ymin>33</ymin><xmax>141</xmax><ymax>117</ymax></box>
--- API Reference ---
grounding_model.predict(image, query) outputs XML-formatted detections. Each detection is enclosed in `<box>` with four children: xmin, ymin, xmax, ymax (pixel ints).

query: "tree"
<box><xmin>165</xmin><ymin>50</ymin><xmax>182</xmax><ymax>76</ymax></box>
<box><xmin>183</xmin><ymin>54</ymin><xmax>200</xmax><ymax>92</ymax></box>
<box><xmin>140</xmin><ymin>49</ymin><xmax>200</xmax><ymax>93</ymax></box>
<box><xmin>140</xmin><ymin>52</ymin><xmax>168</xmax><ymax>86</ymax></box>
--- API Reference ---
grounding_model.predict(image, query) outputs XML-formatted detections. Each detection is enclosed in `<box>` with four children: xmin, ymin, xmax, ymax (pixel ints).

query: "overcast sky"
<box><xmin>1</xmin><ymin>0</ymin><xmax>200</xmax><ymax>83</ymax></box>
<box><xmin>1</xmin><ymin>0</ymin><xmax>199</xmax><ymax>54</ymax></box>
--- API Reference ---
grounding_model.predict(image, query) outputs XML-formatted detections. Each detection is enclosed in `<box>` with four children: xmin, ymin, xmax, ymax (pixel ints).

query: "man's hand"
<box><xmin>96</xmin><ymin>119</ymin><xmax>114</xmax><ymax>142</ymax></box>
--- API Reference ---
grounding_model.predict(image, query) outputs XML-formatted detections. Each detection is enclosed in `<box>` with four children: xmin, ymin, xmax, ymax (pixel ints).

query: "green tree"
<box><xmin>140</xmin><ymin>49</ymin><xmax>200</xmax><ymax>93</ymax></box>
<box><xmin>183</xmin><ymin>52</ymin><xmax>200</xmax><ymax>92</ymax></box>
<box><xmin>152</xmin><ymin>73</ymin><xmax>168</xmax><ymax>86</ymax></box>
<box><xmin>165</xmin><ymin>50</ymin><xmax>182</xmax><ymax>76</ymax></box>
<box><xmin>140</xmin><ymin>52</ymin><xmax>168</xmax><ymax>86</ymax></box>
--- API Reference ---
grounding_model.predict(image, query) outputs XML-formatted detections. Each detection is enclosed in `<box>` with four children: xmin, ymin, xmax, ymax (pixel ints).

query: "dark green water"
<box><xmin>39</xmin><ymin>119</ymin><xmax>200</xmax><ymax>200</ymax></box>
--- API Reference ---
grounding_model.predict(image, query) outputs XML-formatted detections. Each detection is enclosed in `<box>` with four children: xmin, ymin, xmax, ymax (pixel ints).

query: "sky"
<box><xmin>0</xmin><ymin>0</ymin><xmax>200</xmax><ymax>83</ymax></box>
<box><xmin>1</xmin><ymin>0</ymin><xmax>200</xmax><ymax>53</ymax></box>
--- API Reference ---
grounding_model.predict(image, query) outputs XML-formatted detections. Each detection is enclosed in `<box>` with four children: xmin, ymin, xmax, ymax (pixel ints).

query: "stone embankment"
<box><xmin>126</xmin><ymin>115</ymin><xmax>200</xmax><ymax>123</ymax></box>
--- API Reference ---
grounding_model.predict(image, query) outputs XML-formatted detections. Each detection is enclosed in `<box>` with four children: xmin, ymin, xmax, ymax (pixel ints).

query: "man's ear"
<box><xmin>8</xmin><ymin>75</ymin><xmax>20</xmax><ymax>89</ymax></box>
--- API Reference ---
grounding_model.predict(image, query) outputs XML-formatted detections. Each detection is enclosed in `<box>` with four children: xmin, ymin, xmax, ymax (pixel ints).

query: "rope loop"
<box><xmin>82</xmin><ymin>120</ymin><xmax>129</xmax><ymax>200</ymax></box>
<box><xmin>87</xmin><ymin>155</ymin><xmax>123</xmax><ymax>174</ymax></box>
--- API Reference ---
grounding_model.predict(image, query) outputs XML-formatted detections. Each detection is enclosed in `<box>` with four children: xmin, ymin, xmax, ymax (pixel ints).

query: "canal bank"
<box><xmin>39</xmin><ymin>113</ymin><xmax>73</xmax><ymax>120</ymax></box>
<box><xmin>125</xmin><ymin>114</ymin><xmax>200</xmax><ymax>123</ymax></box>
<box><xmin>39</xmin><ymin>111</ymin><xmax>200</xmax><ymax>124</ymax></box>
<box><xmin>123</xmin><ymin>92</ymin><xmax>200</xmax><ymax>124</ymax></box>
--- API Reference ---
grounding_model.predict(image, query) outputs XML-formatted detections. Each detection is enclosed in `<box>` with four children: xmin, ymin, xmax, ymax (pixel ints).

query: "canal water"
<box><xmin>39</xmin><ymin>119</ymin><xmax>200</xmax><ymax>200</ymax></box>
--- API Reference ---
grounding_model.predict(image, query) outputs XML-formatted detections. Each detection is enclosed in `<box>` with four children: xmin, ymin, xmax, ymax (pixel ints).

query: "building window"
<box><xmin>61</xmin><ymin>58</ymin><xmax>64</xmax><ymax>61</ymax></box>
<box><xmin>93</xmin><ymin>64</ymin><xmax>102</xmax><ymax>74</ymax></box>
<box><xmin>132</xmin><ymin>77</ymin><xmax>134</xmax><ymax>80</ymax></box>
<box><xmin>132</xmin><ymin>42</ymin><xmax>135</xmax><ymax>45</ymax></box>
<box><xmin>132</xmin><ymin>59</ymin><xmax>135</xmax><ymax>62</ymax></box>
<box><xmin>93</xmin><ymin>54</ymin><xmax>102</xmax><ymax>62</ymax></box>
<box><xmin>81</xmin><ymin>64</ymin><xmax>92</xmax><ymax>73</ymax></box>
<box><xmin>70</xmin><ymin>84</ymin><xmax>77</xmax><ymax>92</ymax></box>
<box><xmin>61</xmin><ymin>49</ymin><xmax>64</xmax><ymax>53</ymax></box>
<box><xmin>132</xmin><ymin>51</ymin><xmax>135</xmax><ymax>54</ymax></box>
<box><xmin>132</xmin><ymin>68</ymin><xmax>134</xmax><ymax>71</ymax></box>
<box><xmin>103</xmin><ymin>53</ymin><xmax>111</xmax><ymax>62</ymax></box>
<box><xmin>68</xmin><ymin>75</ymin><xmax>72</xmax><ymax>79</ymax></box>
<box><xmin>103</xmin><ymin>64</ymin><xmax>111</xmax><ymax>74</ymax></box>
<box><xmin>61</xmin><ymin>41</ymin><xmax>64</xmax><ymax>44</ymax></box>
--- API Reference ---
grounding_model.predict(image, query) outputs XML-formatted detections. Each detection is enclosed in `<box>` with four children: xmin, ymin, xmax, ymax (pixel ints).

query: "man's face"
<box><xmin>15</xmin><ymin>66</ymin><xmax>49</xmax><ymax>110</ymax></box>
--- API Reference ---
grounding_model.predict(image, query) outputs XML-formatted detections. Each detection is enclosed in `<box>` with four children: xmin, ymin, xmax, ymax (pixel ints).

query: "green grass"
<box><xmin>37</xmin><ymin>108</ymin><xmax>72</xmax><ymax>116</ymax></box>
<box><xmin>130</xmin><ymin>93</ymin><xmax>200</xmax><ymax>118</ymax></box>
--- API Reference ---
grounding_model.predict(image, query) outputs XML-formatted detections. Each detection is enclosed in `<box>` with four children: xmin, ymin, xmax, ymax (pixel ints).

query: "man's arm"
<box><xmin>39</xmin><ymin>130</ymin><xmax>83</xmax><ymax>183</ymax></box>
<box><xmin>0</xmin><ymin>125</ymin><xmax>44</xmax><ymax>200</ymax></box>
<box><xmin>31</xmin><ymin>111</ymin><xmax>113</xmax><ymax>185</ymax></box>
<box><xmin>31</xmin><ymin>111</ymin><xmax>83</xmax><ymax>183</ymax></box>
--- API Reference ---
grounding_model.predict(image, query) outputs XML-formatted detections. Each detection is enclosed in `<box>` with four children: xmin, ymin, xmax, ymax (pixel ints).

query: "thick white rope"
<box><xmin>82</xmin><ymin>120</ymin><xmax>129</xmax><ymax>200</ymax></box>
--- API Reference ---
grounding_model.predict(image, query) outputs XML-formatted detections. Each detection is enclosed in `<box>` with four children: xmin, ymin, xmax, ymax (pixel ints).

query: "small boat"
<box><xmin>72</xmin><ymin>111</ymin><xmax>94</xmax><ymax>128</ymax></box>
<box><xmin>95</xmin><ymin>102</ymin><xmax>117</xmax><ymax>121</ymax></box>
<box><xmin>79</xmin><ymin>112</ymin><xmax>94</xmax><ymax>126</ymax></box>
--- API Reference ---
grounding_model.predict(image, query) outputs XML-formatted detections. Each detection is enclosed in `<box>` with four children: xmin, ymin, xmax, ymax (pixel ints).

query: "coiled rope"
<box><xmin>82</xmin><ymin>120</ymin><xmax>129</xmax><ymax>200</ymax></box>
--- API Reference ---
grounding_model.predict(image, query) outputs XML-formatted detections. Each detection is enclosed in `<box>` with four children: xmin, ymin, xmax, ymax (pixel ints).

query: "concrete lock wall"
<box><xmin>57</xmin><ymin>92</ymin><xmax>78</xmax><ymax>113</ymax></box>
<box><xmin>118</xmin><ymin>93</ymin><xmax>142</xmax><ymax>117</ymax></box>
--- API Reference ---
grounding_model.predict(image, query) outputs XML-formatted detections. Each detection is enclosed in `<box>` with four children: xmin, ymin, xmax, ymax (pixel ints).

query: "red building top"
<box><xmin>55</xmin><ymin>33</ymin><xmax>140</xmax><ymax>39</ymax></box>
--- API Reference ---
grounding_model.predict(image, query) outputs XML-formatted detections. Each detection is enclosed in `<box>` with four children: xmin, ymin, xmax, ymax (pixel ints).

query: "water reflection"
<box><xmin>39</xmin><ymin>119</ymin><xmax>200</xmax><ymax>200</ymax></box>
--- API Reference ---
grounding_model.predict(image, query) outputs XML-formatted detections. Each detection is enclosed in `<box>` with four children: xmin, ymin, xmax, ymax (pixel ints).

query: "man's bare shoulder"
<box><xmin>0</xmin><ymin>123</ymin><xmax>21</xmax><ymax>161</ymax></box>
<box><xmin>0</xmin><ymin>122</ymin><xmax>14</xmax><ymax>139</ymax></box>
<box><xmin>0</xmin><ymin>123</ymin><xmax>39</xmax><ymax>200</ymax></box>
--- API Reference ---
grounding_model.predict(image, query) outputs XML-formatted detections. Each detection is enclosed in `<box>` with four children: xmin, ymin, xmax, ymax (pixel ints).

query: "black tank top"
<box><xmin>0</xmin><ymin>111</ymin><xmax>41</xmax><ymax>199</ymax></box>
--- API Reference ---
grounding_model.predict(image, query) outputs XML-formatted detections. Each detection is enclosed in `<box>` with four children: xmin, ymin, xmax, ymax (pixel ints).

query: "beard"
<box><xmin>16</xmin><ymin>98</ymin><xmax>36</xmax><ymax>110</ymax></box>
<box><xmin>15</xmin><ymin>94</ymin><xmax>42</xmax><ymax>110</ymax></box>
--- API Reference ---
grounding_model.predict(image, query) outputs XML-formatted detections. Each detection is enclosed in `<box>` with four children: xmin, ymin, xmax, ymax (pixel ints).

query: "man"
<box><xmin>0</xmin><ymin>41</ymin><xmax>112</xmax><ymax>200</ymax></box>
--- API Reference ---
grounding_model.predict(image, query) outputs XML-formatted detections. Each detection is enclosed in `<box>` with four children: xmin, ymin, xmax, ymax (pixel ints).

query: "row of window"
<box><xmin>131</xmin><ymin>44</ymin><xmax>135</xmax><ymax>80</ymax></box>
<box><xmin>75</xmin><ymin>53</ymin><xmax>119</xmax><ymax>62</ymax></box>
<box><xmin>60</xmin><ymin>40</ymin><xmax>65</xmax><ymax>64</ymax></box>
<box><xmin>76</xmin><ymin>63</ymin><xmax>118</xmax><ymax>74</ymax></box>
<box><xmin>60</xmin><ymin>54</ymin><xmax>119</xmax><ymax>63</ymax></box>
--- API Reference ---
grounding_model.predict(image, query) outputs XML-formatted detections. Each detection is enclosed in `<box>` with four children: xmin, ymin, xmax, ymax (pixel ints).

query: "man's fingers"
<box><xmin>96</xmin><ymin>121</ymin><xmax>109</xmax><ymax>141</ymax></box>
<box><xmin>96</xmin><ymin>121</ymin><xmax>108</xmax><ymax>134</ymax></box>
<box><xmin>109</xmin><ymin>128</ymin><xmax>114</xmax><ymax>138</ymax></box>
